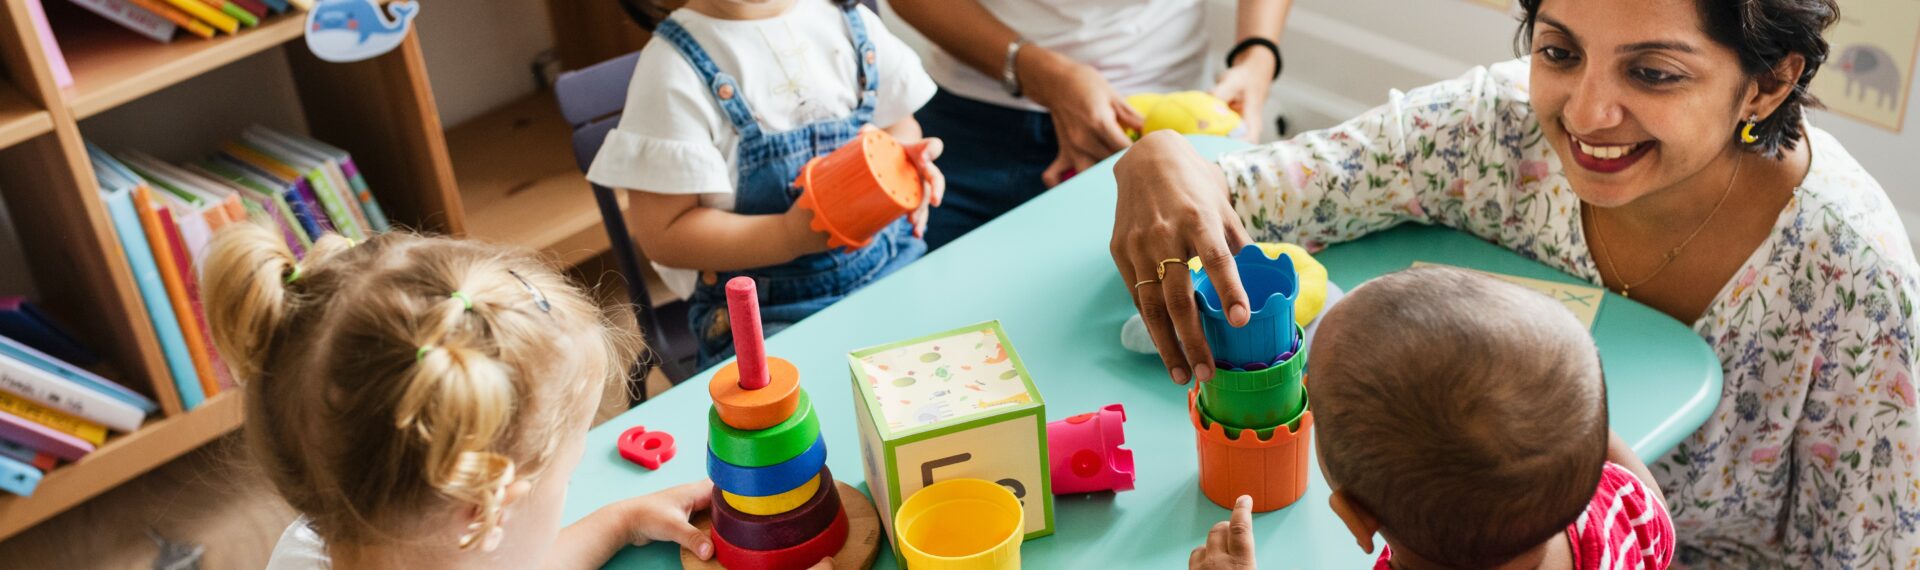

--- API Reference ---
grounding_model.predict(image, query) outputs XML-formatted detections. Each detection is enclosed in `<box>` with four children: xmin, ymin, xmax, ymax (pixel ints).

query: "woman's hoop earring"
<box><xmin>1740</xmin><ymin>114</ymin><xmax>1760</xmax><ymax>144</ymax></box>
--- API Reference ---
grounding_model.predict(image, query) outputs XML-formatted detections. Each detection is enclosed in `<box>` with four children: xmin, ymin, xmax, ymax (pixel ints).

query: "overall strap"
<box><xmin>840</xmin><ymin>6</ymin><xmax>877</xmax><ymax>120</ymax></box>
<box><xmin>654</xmin><ymin>18</ymin><xmax>763</xmax><ymax>138</ymax></box>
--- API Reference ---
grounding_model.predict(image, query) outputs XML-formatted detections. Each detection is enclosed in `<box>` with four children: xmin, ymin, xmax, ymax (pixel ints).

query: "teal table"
<box><xmin>563</xmin><ymin>136</ymin><xmax>1722</xmax><ymax>568</ymax></box>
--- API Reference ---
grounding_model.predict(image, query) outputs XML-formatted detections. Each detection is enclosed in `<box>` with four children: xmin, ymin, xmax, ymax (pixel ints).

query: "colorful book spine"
<box><xmin>337</xmin><ymin>158</ymin><xmax>390</xmax><ymax>232</ymax></box>
<box><xmin>256</xmin><ymin>0</ymin><xmax>283</xmax><ymax>12</ymax></box>
<box><xmin>0</xmin><ymin>335</ymin><xmax>156</xmax><ymax>415</ymax></box>
<box><xmin>292</xmin><ymin>179</ymin><xmax>335</xmax><ymax>234</ymax></box>
<box><xmin>0</xmin><ymin>453</ymin><xmax>42</xmax><ymax>497</ymax></box>
<box><xmin>0</xmin><ymin>438</ymin><xmax>55</xmax><ymax>471</ymax></box>
<box><xmin>0</xmin><ymin>409</ymin><xmax>93</xmax><ymax>461</ymax></box>
<box><xmin>64</xmin><ymin>0</ymin><xmax>176</xmax><ymax>43</ymax></box>
<box><xmin>0</xmin><ymin>341</ymin><xmax>149</xmax><ymax>432</ymax></box>
<box><xmin>124</xmin><ymin>0</ymin><xmax>213</xmax><ymax>38</ymax></box>
<box><xmin>0</xmin><ymin>392</ymin><xmax>107</xmax><ymax>445</ymax></box>
<box><xmin>136</xmin><ymin>187</ymin><xmax>220</xmax><ymax>400</ymax></box>
<box><xmin>196</xmin><ymin>161</ymin><xmax>311</xmax><ymax>252</ymax></box>
<box><xmin>0</xmin><ymin>297</ymin><xmax>102</xmax><ymax>367</ymax></box>
<box><xmin>27</xmin><ymin>0</ymin><xmax>73</xmax><ymax>87</ymax></box>
<box><xmin>159</xmin><ymin>0</ymin><xmax>235</xmax><ymax>34</ymax></box>
<box><xmin>228</xmin><ymin>0</ymin><xmax>264</xmax><ymax>18</ymax></box>
<box><xmin>100</xmin><ymin>187</ymin><xmax>204</xmax><ymax>410</ymax></box>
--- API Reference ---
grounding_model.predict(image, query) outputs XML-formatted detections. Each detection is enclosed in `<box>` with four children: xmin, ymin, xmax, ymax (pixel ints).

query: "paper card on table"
<box><xmin>1411</xmin><ymin>262</ymin><xmax>1603</xmax><ymax>328</ymax></box>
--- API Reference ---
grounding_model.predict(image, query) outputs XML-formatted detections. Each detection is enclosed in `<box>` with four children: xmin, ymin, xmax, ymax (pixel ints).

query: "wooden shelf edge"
<box><xmin>65</xmin><ymin>16</ymin><xmax>305</xmax><ymax>120</ymax></box>
<box><xmin>0</xmin><ymin>107</ymin><xmax>50</xmax><ymax>150</ymax></box>
<box><xmin>0</xmin><ymin>392</ymin><xmax>243</xmax><ymax>541</ymax></box>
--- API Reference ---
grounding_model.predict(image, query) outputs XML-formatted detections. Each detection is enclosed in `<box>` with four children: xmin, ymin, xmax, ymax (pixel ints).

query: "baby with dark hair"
<box><xmin>1189</xmin><ymin>266</ymin><xmax>1676</xmax><ymax>569</ymax></box>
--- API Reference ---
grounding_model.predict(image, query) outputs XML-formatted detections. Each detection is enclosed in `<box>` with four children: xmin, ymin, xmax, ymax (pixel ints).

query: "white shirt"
<box><xmin>265</xmin><ymin>518</ymin><xmax>330</xmax><ymax>570</ymax></box>
<box><xmin>585</xmin><ymin>1</ymin><xmax>937</xmax><ymax>297</ymax></box>
<box><xmin>921</xmin><ymin>0</ymin><xmax>1207</xmax><ymax>111</ymax></box>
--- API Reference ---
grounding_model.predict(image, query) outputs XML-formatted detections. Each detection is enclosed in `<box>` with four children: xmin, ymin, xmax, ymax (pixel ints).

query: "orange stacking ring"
<box><xmin>710</xmin><ymin>356</ymin><xmax>801</xmax><ymax>430</ymax></box>
<box><xmin>791</xmin><ymin>128</ymin><xmax>922</xmax><ymax>251</ymax></box>
<box><xmin>1187</xmin><ymin>387</ymin><xmax>1314</xmax><ymax>513</ymax></box>
<box><xmin>713</xmin><ymin>501</ymin><xmax>851</xmax><ymax>570</ymax></box>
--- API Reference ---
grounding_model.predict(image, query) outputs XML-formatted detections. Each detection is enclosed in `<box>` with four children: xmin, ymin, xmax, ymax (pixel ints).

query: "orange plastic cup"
<box><xmin>792</xmin><ymin>128</ymin><xmax>923</xmax><ymax>251</ymax></box>
<box><xmin>1187</xmin><ymin>387</ymin><xmax>1313</xmax><ymax>513</ymax></box>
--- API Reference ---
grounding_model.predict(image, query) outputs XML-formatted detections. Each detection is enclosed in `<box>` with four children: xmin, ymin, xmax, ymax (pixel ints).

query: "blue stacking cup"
<box><xmin>1191</xmin><ymin>245</ymin><xmax>1299</xmax><ymax>365</ymax></box>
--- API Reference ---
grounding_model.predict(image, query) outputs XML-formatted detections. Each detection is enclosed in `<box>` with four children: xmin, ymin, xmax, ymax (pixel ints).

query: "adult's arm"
<box><xmin>1112</xmin><ymin>62</ymin><xmax>1537</xmax><ymax>382</ymax></box>
<box><xmin>889</xmin><ymin>0</ymin><xmax>1143</xmax><ymax>186</ymax></box>
<box><xmin>1212</xmin><ymin>0</ymin><xmax>1292</xmax><ymax>141</ymax></box>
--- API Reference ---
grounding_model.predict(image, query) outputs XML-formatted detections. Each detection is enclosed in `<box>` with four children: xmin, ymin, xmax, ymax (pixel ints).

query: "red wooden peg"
<box><xmin>726</xmin><ymin>277</ymin><xmax>770</xmax><ymax>390</ymax></box>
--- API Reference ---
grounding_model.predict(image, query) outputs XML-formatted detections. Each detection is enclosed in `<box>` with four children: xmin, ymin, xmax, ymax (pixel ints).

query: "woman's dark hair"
<box><xmin>620</xmin><ymin>0</ymin><xmax>865</xmax><ymax>31</ymax></box>
<box><xmin>1515</xmin><ymin>0</ymin><xmax>1840</xmax><ymax>158</ymax></box>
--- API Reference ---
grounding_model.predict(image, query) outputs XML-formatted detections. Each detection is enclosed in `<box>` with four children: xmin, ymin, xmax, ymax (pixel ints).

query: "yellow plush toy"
<box><xmin>1125</xmin><ymin>91</ymin><xmax>1243</xmax><ymax>140</ymax></box>
<box><xmin>1188</xmin><ymin>242</ymin><xmax>1327</xmax><ymax>327</ymax></box>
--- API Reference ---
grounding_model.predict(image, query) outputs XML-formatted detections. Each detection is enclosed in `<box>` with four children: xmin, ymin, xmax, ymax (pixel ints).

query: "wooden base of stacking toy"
<box><xmin>683</xmin><ymin>481</ymin><xmax>882</xmax><ymax>570</ymax></box>
<box><xmin>1188</xmin><ymin>388</ymin><xmax>1313</xmax><ymax>513</ymax></box>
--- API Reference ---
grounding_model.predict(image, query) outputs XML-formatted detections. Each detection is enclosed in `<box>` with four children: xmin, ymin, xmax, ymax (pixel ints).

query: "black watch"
<box><xmin>1225</xmin><ymin>38</ymin><xmax>1283</xmax><ymax>81</ymax></box>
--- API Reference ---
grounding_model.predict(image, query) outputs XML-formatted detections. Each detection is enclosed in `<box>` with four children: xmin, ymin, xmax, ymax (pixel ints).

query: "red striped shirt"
<box><xmin>1372</xmin><ymin>463</ymin><xmax>1675</xmax><ymax>569</ymax></box>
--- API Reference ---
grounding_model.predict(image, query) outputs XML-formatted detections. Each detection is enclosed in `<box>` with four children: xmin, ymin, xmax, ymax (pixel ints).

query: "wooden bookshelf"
<box><xmin>0</xmin><ymin>0</ymin><xmax>461</xmax><ymax>542</ymax></box>
<box><xmin>452</xmin><ymin>92</ymin><xmax>617</xmax><ymax>266</ymax></box>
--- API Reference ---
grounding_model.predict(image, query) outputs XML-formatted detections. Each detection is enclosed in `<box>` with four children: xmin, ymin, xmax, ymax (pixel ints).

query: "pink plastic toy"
<box><xmin>618</xmin><ymin>425</ymin><xmax>677</xmax><ymax>470</ymax></box>
<box><xmin>1046</xmin><ymin>403</ymin><xmax>1135</xmax><ymax>494</ymax></box>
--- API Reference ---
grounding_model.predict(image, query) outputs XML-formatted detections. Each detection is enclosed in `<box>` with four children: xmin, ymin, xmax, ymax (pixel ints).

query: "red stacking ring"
<box><xmin>713</xmin><ymin>466</ymin><xmax>843</xmax><ymax>551</ymax></box>
<box><xmin>713</xmin><ymin>501</ymin><xmax>850</xmax><ymax>570</ymax></box>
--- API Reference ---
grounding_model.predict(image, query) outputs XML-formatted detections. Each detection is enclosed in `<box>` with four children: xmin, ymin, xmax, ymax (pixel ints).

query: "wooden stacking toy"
<box><xmin>1188</xmin><ymin>246</ymin><xmax>1314</xmax><ymax>512</ymax></box>
<box><xmin>690</xmin><ymin>277</ymin><xmax>880</xmax><ymax>570</ymax></box>
<box><xmin>792</xmin><ymin>128</ymin><xmax>923</xmax><ymax>252</ymax></box>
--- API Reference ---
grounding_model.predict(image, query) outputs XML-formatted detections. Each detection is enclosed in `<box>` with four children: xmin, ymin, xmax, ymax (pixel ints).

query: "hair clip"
<box><xmin>508</xmin><ymin>270</ymin><xmax>552</xmax><ymax>314</ymax></box>
<box><xmin>285</xmin><ymin>263</ymin><xmax>303</xmax><ymax>284</ymax></box>
<box><xmin>449</xmin><ymin>291</ymin><xmax>474</xmax><ymax>311</ymax></box>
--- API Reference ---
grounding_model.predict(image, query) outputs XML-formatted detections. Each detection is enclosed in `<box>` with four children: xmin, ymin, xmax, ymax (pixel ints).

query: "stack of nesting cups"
<box><xmin>706</xmin><ymin>278</ymin><xmax>850</xmax><ymax>569</ymax></box>
<box><xmin>1188</xmin><ymin>245</ymin><xmax>1314</xmax><ymax>512</ymax></box>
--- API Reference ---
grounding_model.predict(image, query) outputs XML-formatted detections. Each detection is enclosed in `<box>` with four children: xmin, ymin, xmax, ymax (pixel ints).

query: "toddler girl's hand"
<box><xmin>621</xmin><ymin>480</ymin><xmax>716</xmax><ymax>559</ymax></box>
<box><xmin>1190</xmin><ymin>495</ymin><xmax>1257</xmax><ymax>570</ymax></box>
<box><xmin>903</xmin><ymin>137</ymin><xmax>946</xmax><ymax>239</ymax></box>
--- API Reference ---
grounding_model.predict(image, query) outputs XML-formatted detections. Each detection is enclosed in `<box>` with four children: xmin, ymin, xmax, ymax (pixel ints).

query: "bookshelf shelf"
<box><xmin>62</xmin><ymin>15</ymin><xmax>305</xmax><ymax>119</ymax></box>
<box><xmin>0</xmin><ymin>0</ymin><xmax>461</xmax><ymax>544</ymax></box>
<box><xmin>451</xmin><ymin>92</ymin><xmax>619</xmax><ymax>266</ymax></box>
<box><xmin>0</xmin><ymin>82</ymin><xmax>49</xmax><ymax>149</ymax></box>
<box><xmin>0</xmin><ymin>392</ymin><xmax>241</xmax><ymax>541</ymax></box>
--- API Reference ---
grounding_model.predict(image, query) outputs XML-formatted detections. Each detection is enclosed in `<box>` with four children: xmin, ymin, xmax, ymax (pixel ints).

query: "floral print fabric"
<box><xmin>1216</xmin><ymin>59</ymin><xmax>1920</xmax><ymax>568</ymax></box>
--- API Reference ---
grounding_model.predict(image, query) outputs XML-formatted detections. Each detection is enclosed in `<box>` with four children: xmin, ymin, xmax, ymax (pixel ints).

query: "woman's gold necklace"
<box><xmin>1587</xmin><ymin>154</ymin><xmax>1743</xmax><ymax>299</ymax></box>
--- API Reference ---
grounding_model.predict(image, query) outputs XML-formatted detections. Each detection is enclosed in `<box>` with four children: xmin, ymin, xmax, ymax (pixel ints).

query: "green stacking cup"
<box><xmin>1197</xmin><ymin>389</ymin><xmax>1310</xmax><ymax>440</ymax></box>
<box><xmin>1199</xmin><ymin>323</ymin><xmax>1306</xmax><ymax>430</ymax></box>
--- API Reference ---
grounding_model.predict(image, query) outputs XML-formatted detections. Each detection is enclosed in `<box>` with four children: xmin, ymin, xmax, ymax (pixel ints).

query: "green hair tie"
<box><xmin>416</xmin><ymin>344</ymin><xmax>436</xmax><ymax>362</ymax></box>
<box><xmin>450</xmin><ymin>291</ymin><xmax>473</xmax><ymax>311</ymax></box>
<box><xmin>284</xmin><ymin>263</ymin><xmax>303</xmax><ymax>284</ymax></box>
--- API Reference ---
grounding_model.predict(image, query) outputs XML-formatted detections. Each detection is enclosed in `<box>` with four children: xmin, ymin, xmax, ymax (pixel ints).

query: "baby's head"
<box><xmin>204</xmin><ymin>225</ymin><xmax>634</xmax><ymax>559</ymax></box>
<box><xmin>1309</xmin><ymin>266</ymin><xmax>1607</xmax><ymax>569</ymax></box>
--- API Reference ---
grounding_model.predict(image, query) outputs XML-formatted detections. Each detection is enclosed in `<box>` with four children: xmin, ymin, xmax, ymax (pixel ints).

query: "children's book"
<box><xmin>0</xmin><ymin>351</ymin><xmax>146</xmax><ymax>432</ymax></box>
<box><xmin>0</xmin><ymin>297</ymin><xmax>100</xmax><ymax>368</ymax></box>
<box><xmin>0</xmin><ymin>453</ymin><xmax>42</xmax><ymax>497</ymax></box>
<box><xmin>218</xmin><ymin>144</ymin><xmax>334</xmax><ymax>237</ymax></box>
<box><xmin>0</xmin><ymin>391</ymin><xmax>107</xmax><ymax>445</ymax></box>
<box><xmin>65</xmin><ymin>0</ymin><xmax>177</xmax><ymax>43</ymax></box>
<box><xmin>0</xmin><ymin>437</ymin><xmax>56</xmax><ymax>471</ymax></box>
<box><xmin>158</xmin><ymin>0</ymin><xmax>235</xmax><ymax>34</ymax></box>
<box><xmin>88</xmin><ymin>145</ymin><xmax>204</xmax><ymax>410</ymax></box>
<box><xmin>0</xmin><ymin>409</ymin><xmax>93</xmax><ymax>461</ymax></box>
<box><xmin>237</xmin><ymin>134</ymin><xmax>366</xmax><ymax>240</ymax></box>
<box><xmin>228</xmin><ymin>0</ymin><xmax>264</xmax><ymax>19</ymax></box>
<box><xmin>124</xmin><ymin>0</ymin><xmax>214</xmax><ymax>38</ymax></box>
<box><xmin>129</xmin><ymin>186</ymin><xmax>220</xmax><ymax>399</ymax></box>
<box><xmin>248</xmin><ymin>126</ymin><xmax>389</xmax><ymax>232</ymax></box>
<box><xmin>0</xmin><ymin>334</ymin><xmax>155</xmax><ymax>415</ymax></box>
<box><xmin>191</xmin><ymin>162</ymin><xmax>308</xmax><ymax>255</ymax></box>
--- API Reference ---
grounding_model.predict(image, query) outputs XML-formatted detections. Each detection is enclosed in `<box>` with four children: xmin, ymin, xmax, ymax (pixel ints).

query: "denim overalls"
<box><xmin>655</xmin><ymin>7</ymin><xmax>925</xmax><ymax>369</ymax></box>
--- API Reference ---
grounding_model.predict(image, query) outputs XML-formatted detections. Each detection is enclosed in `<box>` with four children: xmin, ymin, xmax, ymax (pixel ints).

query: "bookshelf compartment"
<box><xmin>451</xmin><ymin>92</ymin><xmax>614</xmax><ymax>265</ymax></box>
<box><xmin>59</xmin><ymin>15</ymin><xmax>304</xmax><ymax>120</ymax></box>
<box><xmin>0</xmin><ymin>81</ymin><xmax>49</xmax><ymax>150</ymax></box>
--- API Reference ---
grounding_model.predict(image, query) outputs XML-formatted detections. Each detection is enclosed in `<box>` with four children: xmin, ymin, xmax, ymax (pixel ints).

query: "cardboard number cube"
<box><xmin>848</xmin><ymin>321</ymin><xmax>1054</xmax><ymax>564</ymax></box>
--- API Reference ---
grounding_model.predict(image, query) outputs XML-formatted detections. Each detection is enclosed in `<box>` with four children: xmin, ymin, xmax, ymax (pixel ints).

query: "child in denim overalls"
<box><xmin>587</xmin><ymin>0</ymin><xmax>944</xmax><ymax>368</ymax></box>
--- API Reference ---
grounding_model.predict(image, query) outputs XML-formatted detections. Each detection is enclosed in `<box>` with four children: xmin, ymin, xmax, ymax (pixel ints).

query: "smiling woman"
<box><xmin>1107</xmin><ymin>0</ymin><xmax>1919</xmax><ymax>567</ymax></box>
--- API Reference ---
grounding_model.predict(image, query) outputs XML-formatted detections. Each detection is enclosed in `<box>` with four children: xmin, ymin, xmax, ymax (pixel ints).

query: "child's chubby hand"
<box><xmin>614</xmin><ymin>480</ymin><xmax>718</xmax><ymax>559</ymax></box>
<box><xmin>902</xmin><ymin>136</ymin><xmax>945</xmax><ymax>239</ymax></box>
<box><xmin>1190</xmin><ymin>495</ymin><xmax>1257</xmax><ymax>570</ymax></box>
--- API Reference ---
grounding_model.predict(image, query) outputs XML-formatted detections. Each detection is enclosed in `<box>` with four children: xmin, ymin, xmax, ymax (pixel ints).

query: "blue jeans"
<box><xmin>918</xmin><ymin>90</ymin><xmax>1059</xmax><ymax>250</ymax></box>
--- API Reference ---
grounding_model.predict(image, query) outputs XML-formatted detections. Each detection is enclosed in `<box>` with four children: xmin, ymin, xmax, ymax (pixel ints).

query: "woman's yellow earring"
<box><xmin>1740</xmin><ymin>114</ymin><xmax>1760</xmax><ymax>144</ymax></box>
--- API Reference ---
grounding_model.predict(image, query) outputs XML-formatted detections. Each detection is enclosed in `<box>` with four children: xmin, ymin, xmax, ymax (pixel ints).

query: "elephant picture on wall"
<box><xmin>1837</xmin><ymin>42</ymin><xmax>1905</xmax><ymax>111</ymax></box>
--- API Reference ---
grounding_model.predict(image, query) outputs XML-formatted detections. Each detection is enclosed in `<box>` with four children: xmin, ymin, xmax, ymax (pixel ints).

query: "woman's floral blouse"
<box><xmin>1216</xmin><ymin>59</ymin><xmax>1920</xmax><ymax>568</ymax></box>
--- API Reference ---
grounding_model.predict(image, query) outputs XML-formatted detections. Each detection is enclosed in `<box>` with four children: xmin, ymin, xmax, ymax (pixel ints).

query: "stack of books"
<box><xmin>63</xmin><ymin>0</ymin><xmax>301</xmax><ymax>41</ymax></box>
<box><xmin>87</xmin><ymin>126</ymin><xmax>388</xmax><ymax>417</ymax></box>
<box><xmin>0</xmin><ymin>299</ymin><xmax>161</xmax><ymax>497</ymax></box>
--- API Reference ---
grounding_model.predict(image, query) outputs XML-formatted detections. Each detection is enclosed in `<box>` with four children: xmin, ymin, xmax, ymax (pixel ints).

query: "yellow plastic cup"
<box><xmin>895</xmin><ymin>478</ymin><xmax>1024</xmax><ymax>569</ymax></box>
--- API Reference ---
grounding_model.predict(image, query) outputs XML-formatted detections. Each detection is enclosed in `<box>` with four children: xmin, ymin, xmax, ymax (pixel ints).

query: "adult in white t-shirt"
<box><xmin>892</xmin><ymin>0</ymin><xmax>1291</xmax><ymax>249</ymax></box>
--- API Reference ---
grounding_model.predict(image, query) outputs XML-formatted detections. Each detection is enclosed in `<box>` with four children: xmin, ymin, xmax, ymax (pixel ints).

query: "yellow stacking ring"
<box><xmin>721</xmin><ymin>473</ymin><xmax>822</xmax><ymax>516</ymax></box>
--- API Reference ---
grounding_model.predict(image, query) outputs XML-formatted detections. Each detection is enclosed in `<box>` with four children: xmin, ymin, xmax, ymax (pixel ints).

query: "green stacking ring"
<box><xmin>1200</xmin><ymin>389</ymin><xmax>1309</xmax><ymax>440</ymax></box>
<box><xmin>709</xmin><ymin>389</ymin><xmax>821</xmax><ymax>467</ymax></box>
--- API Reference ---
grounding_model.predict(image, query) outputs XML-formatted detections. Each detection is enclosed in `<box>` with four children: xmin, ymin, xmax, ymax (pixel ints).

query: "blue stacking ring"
<box><xmin>708</xmin><ymin>434</ymin><xmax>828</xmax><ymax>497</ymax></box>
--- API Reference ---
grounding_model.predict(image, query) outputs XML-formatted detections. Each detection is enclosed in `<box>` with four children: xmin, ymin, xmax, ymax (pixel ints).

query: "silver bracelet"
<box><xmin>1002</xmin><ymin>39</ymin><xmax>1027</xmax><ymax>97</ymax></box>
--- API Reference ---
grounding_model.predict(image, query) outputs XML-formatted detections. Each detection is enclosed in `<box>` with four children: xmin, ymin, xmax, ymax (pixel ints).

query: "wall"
<box><xmin>413</xmin><ymin>0</ymin><xmax>557</xmax><ymax>127</ymax></box>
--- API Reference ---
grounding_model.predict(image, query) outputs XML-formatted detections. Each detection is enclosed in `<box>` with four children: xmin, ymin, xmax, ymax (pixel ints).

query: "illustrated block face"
<box><xmin>848</xmin><ymin>321</ymin><xmax>1054</xmax><ymax>564</ymax></box>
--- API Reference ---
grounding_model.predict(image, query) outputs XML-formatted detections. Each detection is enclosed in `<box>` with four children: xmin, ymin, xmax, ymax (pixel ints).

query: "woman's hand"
<box><xmin>1023</xmin><ymin>47</ymin><xmax>1145</xmax><ymax>187</ymax></box>
<box><xmin>1111</xmin><ymin>131</ymin><xmax>1253</xmax><ymax>384</ymax></box>
<box><xmin>1211</xmin><ymin>49</ymin><xmax>1277</xmax><ymax>142</ymax></box>
<box><xmin>904</xmin><ymin>137</ymin><xmax>947</xmax><ymax>238</ymax></box>
<box><xmin>617</xmin><ymin>480</ymin><xmax>715</xmax><ymax>559</ymax></box>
